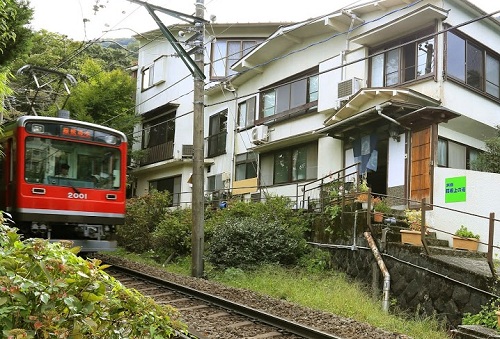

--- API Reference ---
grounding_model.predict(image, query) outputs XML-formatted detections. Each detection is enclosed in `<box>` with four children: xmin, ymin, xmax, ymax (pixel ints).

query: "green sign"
<box><xmin>445</xmin><ymin>176</ymin><xmax>466</xmax><ymax>203</ymax></box>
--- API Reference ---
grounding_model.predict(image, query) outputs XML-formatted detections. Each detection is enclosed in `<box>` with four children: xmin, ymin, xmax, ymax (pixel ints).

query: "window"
<box><xmin>260</xmin><ymin>143</ymin><xmax>318</xmax><ymax>185</ymax></box>
<box><xmin>142</xmin><ymin>112</ymin><xmax>175</xmax><ymax>149</ymax></box>
<box><xmin>149</xmin><ymin>176</ymin><xmax>181</xmax><ymax>206</ymax></box>
<box><xmin>141</xmin><ymin>56</ymin><xmax>168</xmax><ymax>90</ymax></box>
<box><xmin>141</xmin><ymin>64</ymin><xmax>153</xmax><ymax>90</ymax></box>
<box><xmin>370</xmin><ymin>27</ymin><xmax>435</xmax><ymax>87</ymax></box>
<box><xmin>238</xmin><ymin>97</ymin><xmax>256</xmax><ymax>129</ymax></box>
<box><xmin>437</xmin><ymin>137</ymin><xmax>480</xmax><ymax>170</ymax></box>
<box><xmin>207</xmin><ymin>110</ymin><xmax>227</xmax><ymax>157</ymax></box>
<box><xmin>211</xmin><ymin>39</ymin><xmax>262</xmax><ymax>79</ymax></box>
<box><xmin>235</xmin><ymin>152</ymin><xmax>257</xmax><ymax>181</ymax></box>
<box><xmin>446</xmin><ymin>30</ymin><xmax>500</xmax><ymax>99</ymax></box>
<box><xmin>207</xmin><ymin>173</ymin><xmax>223</xmax><ymax>191</ymax></box>
<box><xmin>260</xmin><ymin>70</ymin><xmax>319</xmax><ymax>122</ymax></box>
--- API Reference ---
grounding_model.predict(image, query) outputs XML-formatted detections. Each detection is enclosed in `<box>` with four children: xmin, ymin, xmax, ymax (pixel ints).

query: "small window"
<box><xmin>141</xmin><ymin>65</ymin><xmax>153</xmax><ymax>90</ymax></box>
<box><xmin>235</xmin><ymin>152</ymin><xmax>257</xmax><ymax>181</ymax></box>
<box><xmin>238</xmin><ymin>97</ymin><xmax>256</xmax><ymax>129</ymax></box>
<box><xmin>207</xmin><ymin>110</ymin><xmax>228</xmax><ymax>157</ymax></box>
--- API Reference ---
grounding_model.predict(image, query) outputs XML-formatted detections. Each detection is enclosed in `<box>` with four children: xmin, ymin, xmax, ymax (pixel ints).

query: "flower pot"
<box><xmin>452</xmin><ymin>236</ymin><xmax>479</xmax><ymax>252</ymax></box>
<box><xmin>373</xmin><ymin>212</ymin><xmax>384</xmax><ymax>223</ymax></box>
<box><xmin>400</xmin><ymin>230</ymin><xmax>422</xmax><ymax>246</ymax></box>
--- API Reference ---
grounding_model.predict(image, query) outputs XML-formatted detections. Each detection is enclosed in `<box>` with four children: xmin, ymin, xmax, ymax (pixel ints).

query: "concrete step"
<box><xmin>451</xmin><ymin>325</ymin><xmax>500</xmax><ymax>339</ymax></box>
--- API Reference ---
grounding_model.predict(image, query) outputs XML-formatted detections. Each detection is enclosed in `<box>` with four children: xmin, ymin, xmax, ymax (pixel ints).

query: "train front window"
<box><xmin>24</xmin><ymin>137</ymin><xmax>121</xmax><ymax>189</ymax></box>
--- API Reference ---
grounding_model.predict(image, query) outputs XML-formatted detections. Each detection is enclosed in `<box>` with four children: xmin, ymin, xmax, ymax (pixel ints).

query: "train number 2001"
<box><xmin>68</xmin><ymin>192</ymin><xmax>88</xmax><ymax>199</ymax></box>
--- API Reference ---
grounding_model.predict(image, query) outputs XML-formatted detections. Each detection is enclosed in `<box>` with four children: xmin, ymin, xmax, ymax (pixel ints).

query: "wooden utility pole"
<box><xmin>191</xmin><ymin>0</ymin><xmax>205</xmax><ymax>278</ymax></box>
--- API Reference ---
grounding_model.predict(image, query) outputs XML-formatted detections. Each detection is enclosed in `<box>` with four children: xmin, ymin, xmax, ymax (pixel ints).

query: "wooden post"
<box><xmin>488</xmin><ymin>212</ymin><xmax>496</xmax><ymax>277</ymax></box>
<box><xmin>421</xmin><ymin>198</ymin><xmax>430</xmax><ymax>255</ymax></box>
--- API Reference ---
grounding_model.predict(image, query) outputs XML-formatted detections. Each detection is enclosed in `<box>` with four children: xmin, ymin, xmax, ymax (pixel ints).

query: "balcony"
<box><xmin>140</xmin><ymin>141</ymin><xmax>174</xmax><ymax>166</ymax></box>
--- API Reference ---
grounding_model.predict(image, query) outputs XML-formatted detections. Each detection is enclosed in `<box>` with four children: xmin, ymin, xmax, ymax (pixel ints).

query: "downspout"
<box><xmin>364</xmin><ymin>231</ymin><xmax>390</xmax><ymax>312</ymax></box>
<box><xmin>341</xmin><ymin>11</ymin><xmax>357</xmax><ymax>81</ymax></box>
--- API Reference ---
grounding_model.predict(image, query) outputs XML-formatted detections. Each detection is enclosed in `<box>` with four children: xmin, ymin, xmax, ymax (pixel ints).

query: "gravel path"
<box><xmin>97</xmin><ymin>254</ymin><xmax>416</xmax><ymax>339</ymax></box>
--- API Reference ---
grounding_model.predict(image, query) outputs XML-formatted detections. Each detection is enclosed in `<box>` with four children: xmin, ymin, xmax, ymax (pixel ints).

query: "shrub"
<box><xmin>455</xmin><ymin>225</ymin><xmax>480</xmax><ymax>239</ymax></box>
<box><xmin>152</xmin><ymin>207</ymin><xmax>192</xmax><ymax>259</ymax></box>
<box><xmin>117</xmin><ymin>190</ymin><xmax>172</xmax><ymax>253</ymax></box>
<box><xmin>0</xmin><ymin>222</ymin><xmax>187</xmax><ymax>338</ymax></box>
<box><xmin>206</xmin><ymin>215</ymin><xmax>308</xmax><ymax>270</ymax></box>
<box><xmin>462</xmin><ymin>300</ymin><xmax>499</xmax><ymax>329</ymax></box>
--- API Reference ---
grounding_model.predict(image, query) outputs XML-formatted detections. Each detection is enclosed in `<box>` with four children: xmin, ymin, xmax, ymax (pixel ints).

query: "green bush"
<box><xmin>462</xmin><ymin>299</ymin><xmax>499</xmax><ymax>329</ymax></box>
<box><xmin>206</xmin><ymin>215</ymin><xmax>308</xmax><ymax>270</ymax></box>
<box><xmin>0</xmin><ymin>222</ymin><xmax>187</xmax><ymax>338</ymax></box>
<box><xmin>117</xmin><ymin>190</ymin><xmax>172</xmax><ymax>253</ymax></box>
<box><xmin>152</xmin><ymin>207</ymin><xmax>192</xmax><ymax>259</ymax></box>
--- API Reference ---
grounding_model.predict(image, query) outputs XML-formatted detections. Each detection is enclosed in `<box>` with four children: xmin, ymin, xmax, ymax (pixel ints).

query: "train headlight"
<box><xmin>31</xmin><ymin>124</ymin><xmax>44</xmax><ymax>134</ymax></box>
<box><xmin>104</xmin><ymin>135</ymin><xmax>118</xmax><ymax>145</ymax></box>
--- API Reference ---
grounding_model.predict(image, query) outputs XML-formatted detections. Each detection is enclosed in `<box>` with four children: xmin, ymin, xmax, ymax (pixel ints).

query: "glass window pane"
<box><xmin>226</xmin><ymin>41</ymin><xmax>241</xmax><ymax>76</ymax></box>
<box><xmin>235</xmin><ymin>164</ymin><xmax>246</xmax><ymax>181</ymax></box>
<box><xmin>417</xmin><ymin>39</ymin><xmax>434</xmax><ymax>76</ymax></box>
<box><xmin>385</xmin><ymin>49</ymin><xmax>399</xmax><ymax>86</ymax></box>
<box><xmin>263</xmin><ymin>91</ymin><xmax>276</xmax><ymax>117</ymax></box>
<box><xmin>242</xmin><ymin>41</ymin><xmax>256</xmax><ymax>57</ymax></box>
<box><xmin>309</xmin><ymin>75</ymin><xmax>319</xmax><ymax>102</ymax></box>
<box><xmin>403</xmin><ymin>43</ymin><xmax>416</xmax><ymax>82</ymax></box>
<box><xmin>290</xmin><ymin>79</ymin><xmax>307</xmax><ymax>108</ymax></box>
<box><xmin>274</xmin><ymin>150</ymin><xmax>290</xmax><ymax>184</ymax></box>
<box><xmin>292</xmin><ymin>147</ymin><xmax>307</xmax><ymax>181</ymax></box>
<box><xmin>246</xmin><ymin>163</ymin><xmax>257</xmax><ymax>178</ymax></box>
<box><xmin>211</xmin><ymin>41</ymin><xmax>227</xmax><ymax>77</ymax></box>
<box><xmin>486</xmin><ymin>54</ymin><xmax>500</xmax><ymax>97</ymax></box>
<box><xmin>466</xmin><ymin>42</ymin><xmax>483</xmax><ymax>90</ymax></box>
<box><xmin>447</xmin><ymin>32</ymin><xmax>465</xmax><ymax>81</ymax></box>
<box><xmin>238</xmin><ymin>101</ymin><xmax>247</xmax><ymax>127</ymax></box>
<box><xmin>448</xmin><ymin>141</ymin><xmax>466</xmax><ymax>169</ymax></box>
<box><xmin>275</xmin><ymin>84</ymin><xmax>291</xmax><ymax>113</ymax></box>
<box><xmin>371</xmin><ymin>54</ymin><xmax>384</xmax><ymax>86</ymax></box>
<box><xmin>247</xmin><ymin>97</ymin><xmax>256</xmax><ymax>126</ymax></box>
<box><xmin>437</xmin><ymin>139</ymin><xmax>447</xmax><ymax>167</ymax></box>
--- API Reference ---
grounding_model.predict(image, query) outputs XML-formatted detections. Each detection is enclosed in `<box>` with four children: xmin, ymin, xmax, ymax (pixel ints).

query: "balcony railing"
<box><xmin>140</xmin><ymin>141</ymin><xmax>174</xmax><ymax>165</ymax></box>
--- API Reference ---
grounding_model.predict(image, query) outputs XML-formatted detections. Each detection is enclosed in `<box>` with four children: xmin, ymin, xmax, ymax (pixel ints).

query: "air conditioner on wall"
<box><xmin>337</xmin><ymin>77</ymin><xmax>362</xmax><ymax>101</ymax></box>
<box><xmin>251</xmin><ymin>125</ymin><xmax>268</xmax><ymax>144</ymax></box>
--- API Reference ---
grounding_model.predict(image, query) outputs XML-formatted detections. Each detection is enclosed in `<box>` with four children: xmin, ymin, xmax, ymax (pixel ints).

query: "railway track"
<box><xmin>106</xmin><ymin>264</ymin><xmax>343</xmax><ymax>339</ymax></box>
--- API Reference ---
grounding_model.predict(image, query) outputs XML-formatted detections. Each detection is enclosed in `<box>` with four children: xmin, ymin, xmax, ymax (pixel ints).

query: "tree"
<box><xmin>0</xmin><ymin>0</ymin><xmax>33</xmax><ymax>68</ymax></box>
<box><xmin>470</xmin><ymin>126</ymin><xmax>500</xmax><ymax>174</ymax></box>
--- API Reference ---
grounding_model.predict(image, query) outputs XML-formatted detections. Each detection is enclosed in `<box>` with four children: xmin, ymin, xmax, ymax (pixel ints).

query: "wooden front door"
<box><xmin>410</xmin><ymin>126</ymin><xmax>433</xmax><ymax>205</ymax></box>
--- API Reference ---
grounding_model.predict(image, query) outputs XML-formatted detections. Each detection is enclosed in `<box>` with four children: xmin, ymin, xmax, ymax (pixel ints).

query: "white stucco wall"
<box><xmin>429</xmin><ymin>167</ymin><xmax>500</xmax><ymax>255</ymax></box>
<box><xmin>387</xmin><ymin>133</ymin><xmax>406</xmax><ymax>187</ymax></box>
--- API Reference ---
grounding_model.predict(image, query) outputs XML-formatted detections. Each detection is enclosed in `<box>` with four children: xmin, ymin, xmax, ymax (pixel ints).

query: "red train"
<box><xmin>0</xmin><ymin>115</ymin><xmax>127</xmax><ymax>251</ymax></box>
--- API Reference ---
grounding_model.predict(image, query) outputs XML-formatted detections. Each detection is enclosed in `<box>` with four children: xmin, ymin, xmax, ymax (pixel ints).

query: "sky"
<box><xmin>29</xmin><ymin>0</ymin><xmax>500</xmax><ymax>42</ymax></box>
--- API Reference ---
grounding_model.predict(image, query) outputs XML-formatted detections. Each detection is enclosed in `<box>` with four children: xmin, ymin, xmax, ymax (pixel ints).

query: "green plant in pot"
<box><xmin>453</xmin><ymin>225</ymin><xmax>480</xmax><ymax>251</ymax></box>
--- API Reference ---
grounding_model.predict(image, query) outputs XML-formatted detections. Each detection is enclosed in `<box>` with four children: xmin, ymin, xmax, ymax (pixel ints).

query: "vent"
<box><xmin>337</xmin><ymin>77</ymin><xmax>362</xmax><ymax>100</ymax></box>
<box><xmin>182</xmin><ymin>144</ymin><xmax>194</xmax><ymax>158</ymax></box>
<box><xmin>251</xmin><ymin>125</ymin><xmax>268</xmax><ymax>144</ymax></box>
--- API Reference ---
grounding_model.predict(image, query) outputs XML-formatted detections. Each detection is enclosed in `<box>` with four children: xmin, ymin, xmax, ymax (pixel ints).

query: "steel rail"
<box><xmin>108</xmin><ymin>264</ymin><xmax>343</xmax><ymax>339</ymax></box>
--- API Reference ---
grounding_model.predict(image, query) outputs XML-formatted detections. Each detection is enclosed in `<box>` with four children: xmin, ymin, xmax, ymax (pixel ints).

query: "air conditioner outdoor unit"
<box><xmin>181</xmin><ymin>144</ymin><xmax>194</xmax><ymax>158</ymax></box>
<box><xmin>251</xmin><ymin>125</ymin><xmax>268</xmax><ymax>144</ymax></box>
<box><xmin>337</xmin><ymin>77</ymin><xmax>362</xmax><ymax>101</ymax></box>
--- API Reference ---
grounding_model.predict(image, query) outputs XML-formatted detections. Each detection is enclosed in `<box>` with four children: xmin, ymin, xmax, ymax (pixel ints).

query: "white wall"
<box><xmin>387</xmin><ymin>133</ymin><xmax>406</xmax><ymax>187</ymax></box>
<box><xmin>429</xmin><ymin>167</ymin><xmax>500</xmax><ymax>255</ymax></box>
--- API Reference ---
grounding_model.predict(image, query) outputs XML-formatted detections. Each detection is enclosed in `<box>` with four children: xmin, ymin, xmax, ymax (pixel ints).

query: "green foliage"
<box><xmin>373</xmin><ymin>197</ymin><xmax>391</xmax><ymax>213</ymax></box>
<box><xmin>455</xmin><ymin>225</ymin><xmax>480</xmax><ymax>239</ymax></box>
<box><xmin>117</xmin><ymin>190</ymin><xmax>172</xmax><ymax>253</ymax></box>
<box><xmin>152</xmin><ymin>207</ymin><xmax>192</xmax><ymax>258</ymax></box>
<box><xmin>0</xmin><ymin>0</ymin><xmax>33</xmax><ymax>68</ymax></box>
<box><xmin>462</xmin><ymin>299</ymin><xmax>499</xmax><ymax>329</ymax></box>
<box><xmin>206</xmin><ymin>214</ymin><xmax>308</xmax><ymax>270</ymax></box>
<box><xmin>0</xmin><ymin>222</ymin><xmax>187</xmax><ymax>338</ymax></box>
<box><xmin>470</xmin><ymin>126</ymin><xmax>500</xmax><ymax>174</ymax></box>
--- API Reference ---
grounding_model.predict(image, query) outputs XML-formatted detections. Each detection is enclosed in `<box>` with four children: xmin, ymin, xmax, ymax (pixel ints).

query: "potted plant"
<box><xmin>355</xmin><ymin>178</ymin><xmax>370</xmax><ymax>209</ymax></box>
<box><xmin>453</xmin><ymin>225</ymin><xmax>480</xmax><ymax>251</ymax></box>
<box><xmin>400</xmin><ymin>209</ymin><xmax>425</xmax><ymax>246</ymax></box>
<box><xmin>373</xmin><ymin>197</ymin><xmax>391</xmax><ymax>223</ymax></box>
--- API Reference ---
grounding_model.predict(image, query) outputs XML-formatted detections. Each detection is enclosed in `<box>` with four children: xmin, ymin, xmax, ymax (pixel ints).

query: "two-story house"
<box><xmin>133</xmin><ymin>0</ymin><xmax>500</xmax><ymax>253</ymax></box>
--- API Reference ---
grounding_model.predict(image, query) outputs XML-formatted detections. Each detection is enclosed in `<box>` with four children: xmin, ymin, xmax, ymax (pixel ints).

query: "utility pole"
<box><xmin>126</xmin><ymin>0</ymin><xmax>207</xmax><ymax>277</ymax></box>
<box><xmin>191</xmin><ymin>0</ymin><xmax>205</xmax><ymax>278</ymax></box>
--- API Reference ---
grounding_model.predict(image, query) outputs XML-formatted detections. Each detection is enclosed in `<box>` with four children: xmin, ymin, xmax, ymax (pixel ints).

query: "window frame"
<box><xmin>141</xmin><ymin>64</ymin><xmax>154</xmax><ymax>91</ymax></box>
<box><xmin>207</xmin><ymin>110</ymin><xmax>228</xmax><ymax>158</ymax></box>
<box><xmin>237</xmin><ymin>96</ymin><xmax>256</xmax><ymax>130</ymax></box>
<box><xmin>149</xmin><ymin>175</ymin><xmax>181</xmax><ymax>206</ymax></box>
<box><xmin>437</xmin><ymin>137</ymin><xmax>481</xmax><ymax>170</ymax></box>
<box><xmin>210</xmin><ymin>38</ymin><xmax>262</xmax><ymax>79</ymax></box>
<box><xmin>142</xmin><ymin>112</ymin><xmax>175</xmax><ymax>150</ymax></box>
<box><xmin>235</xmin><ymin>152</ymin><xmax>257</xmax><ymax>181</ymax></box>
<box><xmin>258</xmin><ymin>68</ymin><xmax>319</xmax><ymax>124</ymax></box>
<box><xmin>445</xmin><ymin>28</ymin><xmax>500</xmax><ymax>101</ymax></box>
<box><xmin>368</xmin><ymin>26</ymin><xmax>436</xmax><ymax>87</ymax></box>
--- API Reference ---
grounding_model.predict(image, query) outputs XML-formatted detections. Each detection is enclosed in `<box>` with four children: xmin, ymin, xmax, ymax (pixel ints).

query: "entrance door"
<box><xmin>409</xmin><ymin>126</ymin><xmax>433</xmax><ymax>205</ymax></box>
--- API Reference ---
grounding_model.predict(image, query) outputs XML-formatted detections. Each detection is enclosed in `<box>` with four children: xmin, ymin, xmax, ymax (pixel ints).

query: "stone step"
<box><xmin>451</xmin><ymin>325</ymin><xmax>500</xmax><ymax>339</ymax></box>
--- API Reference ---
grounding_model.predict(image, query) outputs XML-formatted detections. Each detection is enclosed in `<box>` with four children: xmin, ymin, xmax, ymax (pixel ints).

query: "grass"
<box><xmin>104</xmin><ymin>248</ymin><xmax>450</xmax><ymax>339</ymax></box>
